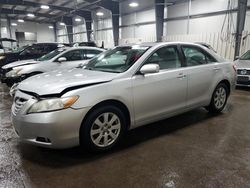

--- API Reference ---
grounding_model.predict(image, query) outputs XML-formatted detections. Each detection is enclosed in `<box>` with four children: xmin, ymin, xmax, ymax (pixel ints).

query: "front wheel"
<box><xmin>80</xmin><ymin>105</ymin><xmax>126</xmax><ymax>152</ymax></box>
<box><xmin>206</xmin><ymin>83</ymin><xmax>229</xmax><ymax>113</ymax></box>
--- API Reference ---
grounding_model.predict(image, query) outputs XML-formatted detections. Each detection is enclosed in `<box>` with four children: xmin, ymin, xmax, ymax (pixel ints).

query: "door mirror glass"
<box><xmin>140</xmin><ymin>64</ymin><xmax>160</xmax><ymax>74</ymax></box>
<box><xmin>58</xmin><ymin>57</ymin><xmax>67</xmax><ymax>62</ymax></box>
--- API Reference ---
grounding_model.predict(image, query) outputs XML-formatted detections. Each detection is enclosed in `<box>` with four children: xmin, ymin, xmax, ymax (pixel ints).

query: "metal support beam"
<box><xmin>155</xmin><ymin>0</ymin><xmax>165</xmax><ymax>42</ymax></box>
<box><xmin>53</xmin><ymin>23</ymin><xmax>57</xmax><ymax>42</ymax></box>
<box><xmin>99</xmin><ymin>0</ymin><xmax>120</xmax><ymax>46</ymax></box>
<box><xmin>234</xmin><ymin>0</ymin><xmax>248</xmax><ymax>59</ymax></box>
<box><xmin>62</xmin><ymin>17</ymin><xmax>73</xmax><ymax>44</ymax></box>
<box><xmin>0</xmin><ymin>8</ymin><xmax>55</xmax><ymax>19</ymax></box>
<box><xmin>6</xmin><ymin>17</ymin><xmax>12</xmax><ymax>39</ymax></box>
<box><xmin>0</xmin><ymin>0</ymin><xmax>81</xmax><ymax>14</ymax></box>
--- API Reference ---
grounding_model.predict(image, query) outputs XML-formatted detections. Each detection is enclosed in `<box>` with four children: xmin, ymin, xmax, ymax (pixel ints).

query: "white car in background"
<box><xmin>2</xmin><ymin>47</ymin><xmax>105</xmax><ymax>86</ymax></box>
<box><xmin>235</xmin><ymin>50</ymin><xmax>250</xmax><ymax>87</ymax></box>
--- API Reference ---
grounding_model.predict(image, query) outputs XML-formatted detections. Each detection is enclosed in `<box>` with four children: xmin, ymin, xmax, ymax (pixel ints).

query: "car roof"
<box><xmin>119</xmin><ymin>41</ymin><xmax>207</xmax><ymax>47</ymax></box>
<box><xmin>56</xmin><ymin>47</ymin><xmax>105</xmax><ymax>52</ymax></box>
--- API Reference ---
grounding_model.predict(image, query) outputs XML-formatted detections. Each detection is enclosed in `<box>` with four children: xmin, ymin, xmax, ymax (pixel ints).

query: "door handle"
<box><xmin>177</xmin><ymin>73</ymin><xmax>186</xmax><ymax>79</ymax></box>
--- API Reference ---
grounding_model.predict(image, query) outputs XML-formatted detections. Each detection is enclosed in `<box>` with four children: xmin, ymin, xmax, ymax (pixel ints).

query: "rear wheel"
<box><xmin>80</xmin><ymin>105</ymin><xmax>126</xmax><ymax>152</ymax></box>
<box><xmin>206</xmin><ymin>83</ymin><xmax>229</xmax><ymax>113</ymax></box>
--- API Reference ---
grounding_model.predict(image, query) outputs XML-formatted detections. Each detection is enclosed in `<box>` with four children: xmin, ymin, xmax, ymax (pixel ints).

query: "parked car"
<box><xmin>11</xmin><ymin>42</ymin><xmax>236</xmax><ymax>152</ymax></box>
<box><xmin>0</xmin><ymin>43</ymin><xmax>69</xmax><ymax>78</ymax></box>
<box><xmin>2</xmin><ymin>46</ymin><xmax>105</xmax><ymax>86</ymax></box>
<box><xmin>235</xmin><ymin>50</ymin><xmax>250</xmax><ymax>87</ymax></box>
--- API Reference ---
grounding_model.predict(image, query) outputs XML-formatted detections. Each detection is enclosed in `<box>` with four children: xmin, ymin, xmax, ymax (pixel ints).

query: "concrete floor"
<box><xmin>0</xmin><ymin>84</ymin><xmax>250</xmax><ymax>188</ymax></box>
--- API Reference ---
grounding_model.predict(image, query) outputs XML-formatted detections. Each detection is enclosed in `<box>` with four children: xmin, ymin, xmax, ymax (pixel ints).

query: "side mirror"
<box><xmin>140</xmin><ymin>64</ymin><xmax>160</xmax><ymax>75</ymax></box>
<box><xmin>58</xmin><ymin>57</ymin><xmax>67</xmax><ymax>62</ymax></box>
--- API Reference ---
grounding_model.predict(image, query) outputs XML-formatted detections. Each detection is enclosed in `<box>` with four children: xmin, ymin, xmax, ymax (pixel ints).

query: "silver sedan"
<box><xmin>235</xmin><ymin>50</ymin><xmax>250</xmax><ymax>87</ymax></box>
<box><xmin>11</xmin><ymin>42</ymin><xmax>236</xmax><ymax>152</ymax></box>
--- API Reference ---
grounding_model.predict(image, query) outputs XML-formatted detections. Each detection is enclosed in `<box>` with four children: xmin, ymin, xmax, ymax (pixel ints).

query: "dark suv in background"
<box><xmin>0</xmin><ymin>43</ymin><xmax>69</xmax><ymax>79</ymax></box>
<box><xmin>0</xmin><ymin>43</ymin><xmax>69</xmax><ymax>68</ymax></box>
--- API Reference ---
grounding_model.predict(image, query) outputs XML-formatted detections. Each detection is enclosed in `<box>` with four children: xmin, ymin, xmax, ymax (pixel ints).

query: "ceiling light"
<box><xmin>60</xmin><ymin>22</ymin><xmax>65</xmax><ymax>26</ymax></box>
<box><xmin>75</xmin><ymin>18</ymin><xmax>82</xmax><ymax>22</ymax></box>
<box><xmin>27</xmin><ymin>13</ymin><xmax>35</xmax><ymax>17</ymax></box>
<box><xmin>11</xmin><ymin>23</ymin><xmax>17</xmax><ymax>26</ymax></box>
<box><xmin>129</xmin><ymin>2</ymin><xmax>139</xmax><ymax>7</ymax></box>
<box><xmin>41</xmin><ymin>5</ymin><xmax>50</xmax><ymax>9</ymax></box>
<box><xmin>96</xmin><ymin>12</ymin><xmax>104</xmax><ymax>16</ymax></box>
<box><xmin>18</xmin><ymin>19</ymin><xmax>24</xmax><ymax>23</ymax></box>
<box><xmin>48</xmin><ymin>26</ymin><xmax>54</xmax><ymax>29</ymax></box>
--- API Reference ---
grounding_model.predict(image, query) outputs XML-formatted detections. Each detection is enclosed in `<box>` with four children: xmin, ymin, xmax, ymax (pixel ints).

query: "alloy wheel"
<box><xmin>90</xmin><ymin>112</ymin><xmax>121</xmax><ymax>147</ymax></box>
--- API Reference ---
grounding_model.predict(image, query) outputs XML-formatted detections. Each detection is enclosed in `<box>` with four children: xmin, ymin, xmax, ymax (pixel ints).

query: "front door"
<box><xmin>132</xmin><ymin>45</ymin><xmax>188</xmax><ymax>126</ymax></box>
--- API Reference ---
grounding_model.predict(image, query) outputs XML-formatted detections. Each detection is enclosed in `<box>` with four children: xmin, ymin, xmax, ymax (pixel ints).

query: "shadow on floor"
<box><xmin>17</xmin><ymin>108</ymin><xmax>222</xmax><ymax>168</ymax></box>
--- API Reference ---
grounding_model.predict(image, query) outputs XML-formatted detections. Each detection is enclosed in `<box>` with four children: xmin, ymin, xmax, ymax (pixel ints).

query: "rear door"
<box><xmin>132</xmin><ymin>45</ymin><xmax>188</xmax><ymax>125</ymax></box>
<box><xmin>180</xmin><ymin>45</ymin><xmax>221</xmax><ymax>107</ymax></box>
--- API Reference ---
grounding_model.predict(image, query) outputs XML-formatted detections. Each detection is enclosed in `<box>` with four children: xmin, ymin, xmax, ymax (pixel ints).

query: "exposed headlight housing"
<box><xmin>6</xmin><ymin>68</ymin><xmax>22</xmax><ymax>77</ymax></box>
<box><xmin>27</xmin><ymin>96</ymin><xmax>79</xmax><ymax>114</ymax></box>
<box><xmin>0</xmin><ymin>56</ymin><xmax>6</xmax><ymax>60</ymax></box>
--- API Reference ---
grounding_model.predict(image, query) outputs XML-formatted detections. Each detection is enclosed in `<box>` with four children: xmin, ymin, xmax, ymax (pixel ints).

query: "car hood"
<box><xmin>235</xmin><ymin>60</ymin><xmax>250</xmax><ymax>69</ymax></box>
<box><xmin>18</xmin><ymin>68</ymin><xmax>118</xmax><ymax>96</ymax></box>
<box><xmin>2</xmin><ymin>59</ymin><xmax>40</xmax><ymax>69</ymax></box>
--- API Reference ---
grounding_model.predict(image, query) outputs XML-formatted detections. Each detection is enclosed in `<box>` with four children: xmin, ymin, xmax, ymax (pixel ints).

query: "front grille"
<box><xmin>237</xmin><ymin>69</ymin><xmax>250</xmax><ymax>75</ymax></box>
<box><xmin>13</xmin><ymin>97</ymin><xmax>28</xmax><ymax>115</ymax></box>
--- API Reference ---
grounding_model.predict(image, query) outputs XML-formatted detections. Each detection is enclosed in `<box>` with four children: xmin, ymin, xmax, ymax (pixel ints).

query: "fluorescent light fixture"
<box><xmin>96</xmin><ymin>12</ymin><xmax>104</xmax><ymax>16</ymax></box>
<box><xmin>59</xmin><ymin>22</ymin><xmax>65</xmax><ymax>26</ymax></box>
<box><xmin>41</xmin><ymin>5</ymin><xmax>50</xmax><ymax>9</ymax></box>
<box><xmin>129</xmin><ymin>2</ymin><xmax>139</xmax><ymax>7</ymax></box>
<box><xmin>18</xmin><ymin>19</ymin><xmax>24</xmax><ymax>23</ymax></box>
<box><xmin>27</xmin><ymin>13</ymin><xmax>35</xmax><ymax>17</ymax></box>
<box><xmin>11</xmin><ymin>23</ymin><xmax>17</xmax><ymax>26</ymax></box>
<box><xmin>48</xmin><ymin>26</ymin><xmax>54</xmax><ymax>29</ymax></box>
<box><xmin>75</xmin><ymin>18</ymin><xmax>82</xmax><ymax>22</ymax></box>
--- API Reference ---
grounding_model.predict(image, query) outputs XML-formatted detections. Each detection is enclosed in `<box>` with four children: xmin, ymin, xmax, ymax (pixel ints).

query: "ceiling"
<box><xmin>0</xmin><ymin>0</ymin><xmax>187</xmax><ymax>23</ymax></box>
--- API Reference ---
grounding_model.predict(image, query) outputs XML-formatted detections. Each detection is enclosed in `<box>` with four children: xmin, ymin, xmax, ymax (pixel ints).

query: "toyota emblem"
<box><xmin>241</xmin><ymin>70</ymin><xmax>247</xmax><ymax>75</ymax></box>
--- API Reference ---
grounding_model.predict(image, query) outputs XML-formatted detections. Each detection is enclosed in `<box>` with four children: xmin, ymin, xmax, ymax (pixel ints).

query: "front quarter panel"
<box><xmin>62</xmin><ymin>78</ymin><xmax>135</xmax><ymax>127</ymax></box>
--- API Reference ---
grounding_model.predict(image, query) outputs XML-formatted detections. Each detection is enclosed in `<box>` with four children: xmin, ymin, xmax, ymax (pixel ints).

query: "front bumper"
<box><xmin>11</xmin><ymin>106</ymin><xmax>90</xmax><ymax>149</ymax></box>
<box><xmin>236</xmin><ymin>75</ymin><xmax>250</xmax><ymax>87</ymax></box>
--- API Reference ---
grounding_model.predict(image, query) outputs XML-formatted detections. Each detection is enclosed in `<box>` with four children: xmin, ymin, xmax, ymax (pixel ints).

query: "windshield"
<box><xmin>85</xmin><ymin>46</ymin><xmax>150</xmax><ymax>73</ymax></box>
<box><xmin>37</xmin><ymin>48</ymin><xmax>66</xmax><ymax>61</ymax></box>
<box><xmin>240</xmin><ymin>50</ymin><xmax>250</xmax><ymax>60</ymax></box>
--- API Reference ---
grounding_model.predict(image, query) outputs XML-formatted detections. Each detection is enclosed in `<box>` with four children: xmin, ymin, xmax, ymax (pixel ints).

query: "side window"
<box><xmin>45</xmin><ymin>45</ymin><xmax>57</xmax><ymax>53</ymax></box>
<box><xmin>23</xmin><ymin>45</ymin><xmax>45</xmax><ymax>55</ymax></box>
<box><xmin>61</xmin><ymin>50</ymin><xmax>83</xmax><ymax>61</ymax></box>
<box><xmin>182</xmin><ymin>46</ymin><xmax>216</xmax><ymax>67</ymax></box>
<box><xmin>85</xmin><ymin>50</ymin><xmax>103</xmax><ymax>59</ymax></box>
<box><xmin>145</xmin><ymin>46</ymin><xmax>181</xmax><ymax>70</ymax></box>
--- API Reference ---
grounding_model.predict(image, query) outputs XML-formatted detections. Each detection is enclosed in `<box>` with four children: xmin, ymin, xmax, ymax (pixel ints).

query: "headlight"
<box><xmin>6</xmin><ymin>68</ymin><xmax>22</xmax><ymax>77</ymax></box>
<box><xmin>27</xmin><ymin>96</ymin><xmax>79</xmax><ymax>114</ymax></box>
<box><xmin>0</xmin><ymin>56</ymin><xmax>6</xmax><ymax>60</ymax></box>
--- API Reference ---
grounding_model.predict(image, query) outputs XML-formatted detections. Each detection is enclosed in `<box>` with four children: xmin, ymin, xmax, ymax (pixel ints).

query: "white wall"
<box><xmin>0</xmin><ymin>19</ymin><xmax>55</xmax><ymax>47</ymax></box>
<box><xmin>165</xmin><ymin>0</ymin><xmax>239</xmax><ymax>35</ymax></box>
<box><xmin>73</xmin><ymin>22</ymin><xmax>87</xmax><ymax>43</ymax></box>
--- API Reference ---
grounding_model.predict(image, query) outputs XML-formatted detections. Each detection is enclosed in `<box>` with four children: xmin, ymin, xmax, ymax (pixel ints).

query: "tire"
<box><xmin>206</xmin><ymin>83</ymin><xmax>229</xmax><ymax>113</ymax></box>
<box><xmin>6</xmin><ymin>81</ymin><xmax>14</xmax><ymax>87</ymax></box>
<box><xmin>80</xmin><ymin>105</ymin><xmax>126</xmax><ymax>152</ymax></box>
